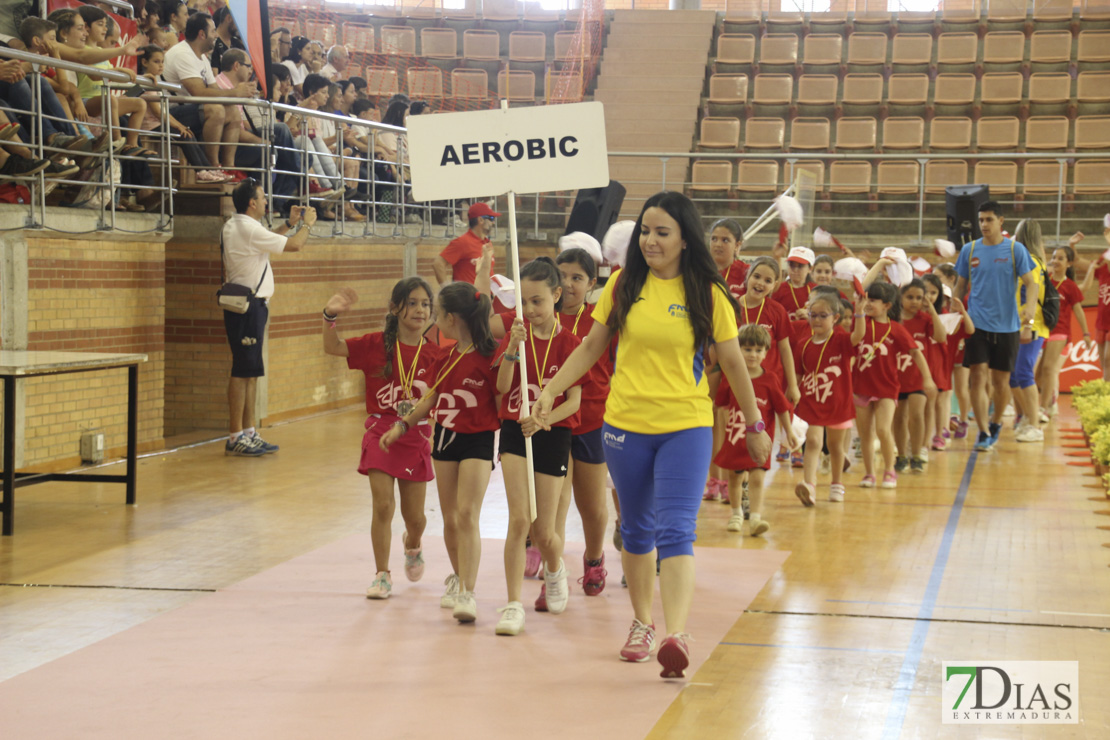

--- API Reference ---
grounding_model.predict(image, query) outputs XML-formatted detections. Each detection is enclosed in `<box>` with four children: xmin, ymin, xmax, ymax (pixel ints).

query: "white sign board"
<box><xmin>406</xmin><ymin>101</ymin><xmax>609</xmax><ymax>202</ymax></box>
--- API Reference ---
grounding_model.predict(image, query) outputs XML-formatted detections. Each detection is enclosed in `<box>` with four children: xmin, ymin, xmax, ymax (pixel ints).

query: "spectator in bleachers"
<box><xmin>210</xmin><ymin>5</ymin><xmax>243</xmax><ymax>77</ymax></box>
<box><xmin>306</xmin><ymin>41</ymin><xmax>325</xmax><ymax>75</ymax></box>
<box><xmin>161</xmin><ymin>0</ymin><xmax>188</xmax><ymax>44</ymax></box>
<box><xmin>0</xmin><ymin>0</ymin><xmax>32</xmax><ymax>46</ymax></box>
<box><xmin>0</xmin><ymin>106</ymin><xmax>75</xmax><ymax>181</ymax></box>
<box><xmin>350</xmin><ymin>97</ymin><xmax>378</xmax><ymax>122</ymax></box>
<box><xmin>334</xmin><ymin>79</ymin><xmax>356</xmax><ymax>116</ymax></box>
<box><xmin>281</xmin><ymin>36</ymin><xmax>312</xmax><ymax>96</ymax></box>
<box><xmin>18</xmin><ymin>18</ymin><xmax>86</xmax><ymax>137</ymax></box>
<box><xmin>349</xmin><ymin>75</ymin><xmax>367</xmax><ymax>101</ymax></box>
<box><xmin>163</xmin><ymin>12</ymin><xmax>250</xmax><ymax>178</ymax></box>
<box><xmin>267</xmin><ymin>64</ymin><xmax>294</xmax><ymax>120</ymax></box>
<box><xmin>320</xmin><ymin>45</ymin><xmax>347</xmax><ymax>82</ymax></box>
<box><xmin>47</xmin><ymin>8</ymin><xmax>142</xmax><ymax>66</ymax></box>
<box><xmin>297</xmin><ymin>72</ymin><xmax>362</xmax><ymax>222</ymax></box>
<box><xmin>269</xmin><ymin>26</ymin><xmax>290</xmax><ymax>65</ymax></box>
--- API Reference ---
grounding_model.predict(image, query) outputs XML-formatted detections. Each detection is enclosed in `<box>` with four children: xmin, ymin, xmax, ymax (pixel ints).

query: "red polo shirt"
<box><xmin>440</xmin><ymin>230</ymin><xmax>495</xmax><ymax>285</ymax></box>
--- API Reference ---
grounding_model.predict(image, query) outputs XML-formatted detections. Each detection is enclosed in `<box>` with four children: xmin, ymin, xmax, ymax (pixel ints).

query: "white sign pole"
<box><xmin>499</xmin><ymin>100</ymin><xmax>537</xmax><ymax>523</ymax></box>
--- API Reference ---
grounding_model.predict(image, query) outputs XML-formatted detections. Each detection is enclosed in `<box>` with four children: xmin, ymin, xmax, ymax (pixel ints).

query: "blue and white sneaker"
<box><xmin>988</xmin><ymin>422</ymin><xmax>1002</xmax><ymax>446</ymax></box>
<box><xmin>225</xmin><ymin>434</ymin><xmax>266</xmax><ymax>457</ymax></box>
<box><xmin>251</xmin><ymin>434</ymin><xmax>279</xmax><ymax>454</ymax></box>
<box><xmin>973</xmin><ymin>432</ymin><xmax>993</xmax><ymax>452</ymax></box>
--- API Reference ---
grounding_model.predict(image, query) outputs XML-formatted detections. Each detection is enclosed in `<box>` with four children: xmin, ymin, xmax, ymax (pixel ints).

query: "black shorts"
<box><xmin>224</xmin><ymin>300</ymin><xmax>268</xmax><ymax>378</ymax></box>
<box><xmin>962</xmin><ymin>329</ymin><xmax>1020</xmax><ymax>373</ymax></box>
<box><xmin>898</xmin><ymin>389</ymin><xmax>926</xmax><ymax>401</ymax></box>
<box><xmin>571</xmin><ymin>426</ymin><xmax>606</xmax><ymax>465</ymax></box>
<box><xmin>499</xmin><ymin>420</ymin><xmax>572</xmax><ymax>477</ymax></box>
<box><xmin>169</xmin><ymin>103</ymin><xmax>206</xmax><ymax>138</ymax></box>
<box><xmin>430</xmin><ymin>424</ymin><xmax>495</xmax><ymax>464</ymax></box>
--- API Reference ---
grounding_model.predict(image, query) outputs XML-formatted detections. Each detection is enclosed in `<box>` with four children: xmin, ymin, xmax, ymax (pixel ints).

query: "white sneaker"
<box><xmin>1002</xmin><ymin>403</ymin><xmax>1015</xmax><ymax>417</ymax></box>
<box><xmin>440</xmin><ymin>573</ymin><xmax>460</xmax><ymax>609</ymax></box>
<box><xmin>918</xmin><ymin>449</ymin><xmax>929</xmax><ymax>463</ymax></box>
<box><xmin>749</xmin><ymin>516</ymin><xmax>770</xmax><ymax>537</ymax></box>
<box><xmin>495</xmin><ymin>601</ymin><xmax>525</xmax><ymax>636</ymax></box>
<box><xmin>452</xmin><ymin>590</ymin><xmax>477</xmax><ymax>622</ymax></box>
<box><xmin>366</xmin><ymin>571</ymin><xmax>392</xmax><ymax>599</ymax></box>
<box><xmin>828</xmin><ymin>484</ymin><xmax>845</xmax><ymax>503</ymax></box>
<box><xmin>1039</xmin><ymin>409</ymin><xmax>1050</xmax><ymax>424</ymax></box>
<box><xmin>1016</xmin><ymin>425</ymin><xmax>1044</xmax><ymax>443</ymax></box>
<box><xmin>819</xmin><ymin>453</ymin><xmax>831</xmax><ymax>475</ymax></box>
<box><xmin>543</xmin><ymin>559</ymin><xmax>569</xmax><ymax>614</ymax></box>
<box><xmin>727</xmin><ymin>513</ymin><xmax>743</xmax><ymax>532</ymax></box>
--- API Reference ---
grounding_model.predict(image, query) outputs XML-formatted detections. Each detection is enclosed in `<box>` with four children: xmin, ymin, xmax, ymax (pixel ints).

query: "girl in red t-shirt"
<box><xmin>773</xmin><ymin>252</ymin><xmax>814</xmax><ymax>321</ymax></box>
<box><xmin>933</xmin><ymin>264</ymin><xmax>972</xmax><ymax>438</ymax></box>
<box><xmin>494</xmin><ymin>257</ymin><xmax>584</xmax><ymax>634</ymax></box>
<box><xmin>380</xmin><ymin>282</ymin><xmax>500</xmax><ymax>625</ymax></box>
<box><xmin>323</xmin><ymin>278</ymin><xmax>441</xmax><ymax>600</ymax></box>
<box><xmin>851</xmin><ymin>282</ymin><xmax>919</xmax><ymax>489</ymax></box>
<box><xmin>792</xmin><ymin>292</ymin><xmax>859</xmax><ymax>507</ymax></box>
<box><xmin>554</xmin><ymin>247</ymin><xmax>612</xmax><ymax>598</ymax></box>
<box><xmin>1080</xmin><ymin>245</ymin><xmax>1110</xmax><ymax>381</ymax></box>
<box><xmin>1040</xmin><ymin>246</ymin><xmax>1094</xmax><ymax>415</ymax></box>
<box><xmin>892</xmin><ymin>278</ymin><xmax>943</xmax><ymax>474</ymax></box>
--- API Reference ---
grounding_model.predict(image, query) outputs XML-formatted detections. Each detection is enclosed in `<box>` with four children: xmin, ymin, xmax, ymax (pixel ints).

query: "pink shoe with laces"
<box><xmin>578</xmin><ymin>554</ymin><xmax>607</xmax><ymax>596</ymax></box>
<box><xmin>619</xmin><ymin>619</ymin><xmax>656</xmax><ymax>662</ymax></box>
<box><xmin>658</xmin><ymin>633</ymin><xmax>692</xmax><ymax>678</ymax></box>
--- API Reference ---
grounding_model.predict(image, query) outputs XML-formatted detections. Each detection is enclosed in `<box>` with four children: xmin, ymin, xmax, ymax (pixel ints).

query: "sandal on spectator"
<box><xmin>0</xmin><ymin>122</ymin><xmax>20</xmax><ymax>141</ymax></box>
<box><xmin>47</xmin><ymin>133</ymin><xmax>92</xmax><ymax>152</ymax></box>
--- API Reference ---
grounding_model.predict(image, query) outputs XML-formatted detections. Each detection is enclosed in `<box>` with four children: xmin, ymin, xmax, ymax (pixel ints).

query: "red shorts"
<box><xmin>1047</xmin><ymin>333</ymin><xmax>1068</xmax><ymax>343</ymax></box>
<box><xmin>358</xmin><ymin>414</ymin><xmax>434</xmax><ymax>481</ymax></box>
<box><xmin>1096</xmin><ymin>328</ymin><xmax>1110</xmax><ymax>344</ymax></box>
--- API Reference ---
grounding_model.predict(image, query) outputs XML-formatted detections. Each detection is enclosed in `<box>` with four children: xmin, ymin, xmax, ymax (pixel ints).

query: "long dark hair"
<box><xmin>1056</xmin><ymin>245</ymin><xmax>1077</xmax><ymax>281</ymax></box>
<box><xmin>898</xmin><ymin>277</ymin><xmax>926</xmax><ymax>320</ymax></box>
<box><xmin>438</xmin><ymin>282</ymin><xmax>497</xmax><ymax>357</ymax></box>
<box><xmin>555</xmin><ymin>247</ymin><xmax>597</xmax><ymax>281</ymax></box>
<box><xmin>519</xmin><ymin>256</ymin><xmax>564</xmax><ymax>312</ymax></box>
<box><xmin>866</xmin><ymin>281</ymin><xmax>901</xmax><ymax>322</ymax></box>
<box><xmin>609</xmin><ymin>191</ymin><xmax>739</xmax><ymax>352</ymax></box>
<box><xmin>382</xmin><ymin>100</ymin><xmax>408</xmax><ymax>127</ymax></box>
<box><xmin>921</xmin><ymin>273</ymin><xmax>945</xmax><ymax>313</ymax></box>
<box><xmin>381</xmin><ymin>276</ymin><xmax>434</xmax><ymax>378</ymax></box>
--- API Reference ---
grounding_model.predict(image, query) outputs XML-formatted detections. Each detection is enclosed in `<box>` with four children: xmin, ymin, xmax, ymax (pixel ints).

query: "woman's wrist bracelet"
<box><xmin>393</xmin><ymin>419</ymin><xmax>409</xmax><ymax>434</ymax></box>
<box><xmin>322</xmin><ymin>308</ymin><xmax>338</xmax><ymax>322</ymax></box>
<box><xmin>503</xmin><ymin>352</ymin><xmax>520</xmax><ymax>362</ymax></box>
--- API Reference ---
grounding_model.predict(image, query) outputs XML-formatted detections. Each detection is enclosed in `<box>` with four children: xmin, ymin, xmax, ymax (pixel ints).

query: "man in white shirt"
<box><xmin>222</xmin><ymin>178</ymin><xmax>316</xmax><ymax>456</ymax></box>
<box><xmin>320</xmin><ymin>45</ymin><xmax>347</xmax><ymax>81</ymax></box>
<box><xmin>162</xmin><ymin>12</ymin><xmax>252</xmax><ymax>175</ymax></box>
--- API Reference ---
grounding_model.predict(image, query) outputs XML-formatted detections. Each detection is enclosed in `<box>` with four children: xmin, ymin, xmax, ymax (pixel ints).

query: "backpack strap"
<box><xmin>220</xmin><ymin>228</ymin><xmax>269</xmax><ymax>295</ymax></box>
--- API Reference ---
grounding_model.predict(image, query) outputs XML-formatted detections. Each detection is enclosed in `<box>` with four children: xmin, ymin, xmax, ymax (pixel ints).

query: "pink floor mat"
<box><xmin>0</xmin><ymin>535</ymin><xmax>788</xmax><ymax>739</ymax></box>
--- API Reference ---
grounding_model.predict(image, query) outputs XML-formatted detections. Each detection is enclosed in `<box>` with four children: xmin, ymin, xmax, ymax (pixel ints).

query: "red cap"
<box><xmin>468</xmin><ymin>202</ymin><xmax>502</xmax><ymax>219</ymax></box>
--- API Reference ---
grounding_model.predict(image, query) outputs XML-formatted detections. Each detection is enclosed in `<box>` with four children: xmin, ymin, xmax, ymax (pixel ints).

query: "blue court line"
<box><xmin>720</xmin><ymin>641</ymin><xmax>902</xmax><ymax>656</ymax></box>
<box><xmin>827</xmin><ymin>599</ymin><xmax>1032</xmax><ymax>614</ymax></box>
<box><xmin>881</xmin><ymin>450</ymin><xmax>978</xmax><ymax>740</ymax></box>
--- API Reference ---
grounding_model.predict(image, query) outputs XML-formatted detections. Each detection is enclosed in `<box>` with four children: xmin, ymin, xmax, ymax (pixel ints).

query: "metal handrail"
<box><xmin>0</xmin><ymin>46</ymin><xmax>176</xmax><ymax>90</ymax></box>
<box><xmin>610</xmin><ymin>151</ymin><xmax>1110</xmax><ymax>161</ymax></box>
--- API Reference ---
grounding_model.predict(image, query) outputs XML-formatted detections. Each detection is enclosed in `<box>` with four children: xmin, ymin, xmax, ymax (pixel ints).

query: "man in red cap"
<box><xmin>433</xmin><ymin>202</ymin><xmax>501</xmax><ymax>287</ymax></box>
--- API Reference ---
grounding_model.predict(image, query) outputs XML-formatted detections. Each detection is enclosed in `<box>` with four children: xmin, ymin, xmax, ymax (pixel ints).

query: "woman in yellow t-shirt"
<box><xmin>532</xmin><ymin>191</ymin><xmax>770</xmax><ymax>679</ymax></box>
<box><xmin>1010</xmin><ymin>219</ymin><xmax>1049</xmax><ymax>443</ymax></box>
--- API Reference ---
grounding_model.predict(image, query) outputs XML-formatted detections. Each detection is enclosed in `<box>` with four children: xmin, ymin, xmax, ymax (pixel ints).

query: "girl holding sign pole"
<box><xmin>531</xmin><ymin>192</ymin><xmax>771</xmax><ymax>679</ymax></box>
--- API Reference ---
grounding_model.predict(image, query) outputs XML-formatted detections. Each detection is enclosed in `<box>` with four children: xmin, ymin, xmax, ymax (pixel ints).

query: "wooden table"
<box><xmin>0</xmin><ymin>351</ymin><xmax>147</xmax><ymax>536</ymax></box>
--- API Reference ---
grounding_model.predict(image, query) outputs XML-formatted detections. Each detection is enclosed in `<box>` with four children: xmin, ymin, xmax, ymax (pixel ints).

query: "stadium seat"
<box><xmin>752</xmin><ymin>73</ymin><xmax>793</xmax><ymax>116</ymax></box>
<box><xmin>1023</xmin><ymin>160</ymin><xmax>1066</xmax><ymax>196</ymax></box>
<box><xmin>707</xmin><ymin>74</ymin><xmax>749</xmax><ymax>117</ymax></box>
<box><xmin>853</xmin><ymin>0</ymin><xmax>894</xmax><ymax>33</ymax></box>
<box><xmin>366</xmin><ymin>67</ymin><xmax>400</xmax><ymax>97</ymax></box>
<box><xmin>1081</xmin><ymin>0</ymin><xmax>1110</xmax><ymax>28</ymax></box>
<box><xmin>936</xmin><ymin>33</ymin><xmax>978</xmax><ymax>72</ymax></box>
<box><xmin>736</xmin><ymin>160</ymin><xmax>781</xmax><ymax>193</ymax></box>
<box><xmin>343</xmin><ymin>24</ymin><xmax>375</xmax><ymax>53</ymax></box>
<box><xmin>933</xmin><ymin>73</ymin><xmax>976</xmax><ymax>113</ymax></box>
<box><xmin>828</xmin><ymin>161</ymin><xmax>873</xmax><ymax>195</ymax></box>
<box><xmin>482</xmin><ymin>0</ymin><xmax>522</xmax><ymax>55</ymax></box>
<box><xmin>802</xmin><ymin>34</ymin><xmax>843</xmax><ymax>73</ymax></box>
<box><xmin>421</xmin><ymin>29</ymin><xmax>459</xmax><ymax>59</ymax></box>
<box><xmin>508</xmin><ymin>31</ymin><xmax>546</xmax><ymax>62</ymax></box>
<box><xmin>882</xmin><ymin>117</ymin><xmax>925</xmax><ymax>150</ymax></box>
<box><xmin>759</xmin><ymin>33</ymin><xmax>800</xmax><ymax>72</ymax></box>
<box><xmin>545</xmin><ymin>70</ymin><xmax>582</xmax><ymax>104</ymax></box>
<box><xmin>1075</xmin><ymin>115</ymin><xmax>1110</xmax><ymax>148</ymax></box>
<box><xmin>553</xmin><ymin>31</ymin><xmax>577</xmax><ymax>67</ymax></box>
<box><xmin>940</xmin><ymin>0</ymin><xmax>982</xmax><ymax>33</ymax></box>
<box><xmin>464</xmin><ymin>29</ymin><xmax>501</xmax><ymax>60</ymax></box>
<box><xmin>979</xmin><ymin>72</ymin><xmax>1024</xmax><ymax>116</ymax></box>
<box><xmin>1033</xmin><ymin>0</ymin><xmax>1077</xmax><ymax>28</ymax></box>
<box><xmin>846</xmin><ymin>33</ymin><xmax>888</xmax><ymax>71</ymax></box>
<box><xmin>1073</xmin><ymin>160</ymin><xmax>1110</xmax><ymax>195</ymax></box>
<box><xmin>304</xmin><ymin>21</ymin><xmax>336</xmax><ymax>47</ymax></box>
<box><xmin>1029</xmin><ymin>31</ymin><xmax>1073</xmax><ymax>72</ymax></box>
<box><xmin>891</xmin><ymin>33</ymin><xmax>933</xmax><ymax>72</ymax></box>
<box><xmin>886</xmin><ymin>73</ymin><xmax>929</xmax><ymax>116</ymax></box>
<box><xmin>522</xmin><ymin>5</ymin><xmax>563</xmax><ymax>39</ymax></box>
<box><xmin>498</xmin><ymin>70</ymin><xmax>535</xmax><ymax>103</ymax></box>
<box><xmin>723</xmin><ymin>1</ymin><xmax>762</xmax><ymax>34</ymax></box>
<box><xmin>924</xmin><ymin>159</ymin><xmax>968</xmax><ymax>194</ymax></box>
<box><xmin>744</xmin><ymin>117</ymin><xmax>786</xmax><ymax>150</ymax></box>
<box><xmin>716</xmin><ymin>34</ymin><xmax>757</xmax><ymax>73</ymax></box>
<box><xmin>976</xmin><ymin>116</ymin><xmax>1020</xmax><ymax>151</ymax></box>
<box><xmin>985</xmin><ymin>0</ymin><xmax>1029</xmax><ymax>31</ymax></box>
<box><xmin>877</xmin><ymin>161</ymin><xmax>921</xmax><ymax>195</ymax></box>
<box><xmin>380</xmin><ymin>26</ymin><xmax>416</xmax><ymax>56</ymax></box>
<box><xmin>809</xmin><ymin>8</ymin><xmax>849</xmax><ymax>35</ymax></box>
<box><xmin>929</xmin><ymin>117</ymin><xmax>973</xmax><ymax>150</ymax></box>
<box><xmin>974</xmin><ymin>161</ymin><xmax>1018</xmax><ymax>195</ymax></box>
<box><xmin>766</xmin><ymin>9</ymin><xmax>805</xmax><ymax>35</ymax></box>
<box><xmin>789</xmin><ymin>161</ymin><xmax>826</xmax><ymax>193</ymax></box>
<box><xmin>982</xmin><ymin>32</ymin><xmax>1026</xmax><ymax>72</ymax></box>
<box><xmin>1025</xmin><ymin>116</ymin><xmax>1070</xmax><ymax>150</ymax></box>
<box><xmin>698</xmin><ymin>116</ymin><xmax>742</xmax><ymax>150</ymax></box>
<box><xmin>796</xmin><ymin>74</ymin><xmax>838</xmax><ymax>117</ymax></box>
<box><xmin>841</xmin><ymin>73</ymin><xmax>883</xmax><ymax>116</ymax></box>
<box><xmin>1027</xmin><ymin>73</ymin><xmax>1073</xmax><ymax>116</ymax></box>
<box><xmin>407</xmin><ymin>68</ymin><xmax>445</xmax><ymax>99</ymax></box>
<box><xmin>789</xmin><ymin>117</ymin><xmax>831</xmax><ymax>151</ymax></box>
<box><xmin>894</xmin><ymin>10</ymin><xmax>938</xmax><ymax>35</ymax></box>
<box><xmin>1078</xmin><ymin>31</ymin><xmax>1110</xmax><ymax>69</ymax></box>
<box><xmin>689</xmin><ymin>160</ymin><xmax>733</xmax><ymax>194</ymax></box>
<box><xmin>451</xmin><ymin>68</ymin><xmax>490</xmax><ymax>98</ymax></box>
<box><xmin>1078</xmin><ymin>71</ymin><xmax>1110</xmax><ymax>114</ymax></box>
<box><xmin>835</xmin><ymin>117</ymin><xmax>878</xmax><ymax>150</ymax></box>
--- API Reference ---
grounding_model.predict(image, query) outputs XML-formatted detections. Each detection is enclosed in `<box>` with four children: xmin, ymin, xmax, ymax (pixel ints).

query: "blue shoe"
<box><xmin>989</xmin><ymin>422</ymin><xmax>1002</xmax><ymax>445</ymax></box>
<box><xmin>225</xmin><ymin>434</ymin><xmax>266</xmax><ymax>457</ymax></box>
<box><xmin>252</xmin><ymin>435</ymin><xmax>279</xmax><ymax>454</ymax></box>
<box><xmin>973</xmin><ymin>432</ymin><xmax>993</xmax><ymax>452</ymax></box>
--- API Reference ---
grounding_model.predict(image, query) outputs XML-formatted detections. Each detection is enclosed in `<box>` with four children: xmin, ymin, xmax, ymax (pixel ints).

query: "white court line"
<box><xmin>1040</xmin><ymin>611</ymin><xmax>1110</xmax><ymax>619</ymax></box>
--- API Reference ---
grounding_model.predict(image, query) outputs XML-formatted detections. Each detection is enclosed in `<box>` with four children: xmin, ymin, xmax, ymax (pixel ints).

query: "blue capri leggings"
<box><xmin>602</xmin><ymin>423</ymin><xmax>713</xmax><ymax>560</ymax></box>
<box><xmin>1009</xmin><ymin>336</ymin><xmax>1045</xmax><ymax>389</ymax></box>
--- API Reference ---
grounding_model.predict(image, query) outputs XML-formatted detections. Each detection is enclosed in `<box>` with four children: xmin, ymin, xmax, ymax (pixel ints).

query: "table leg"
<box><xmin>126</xmin><ymin>364</ymin><xmax>137</xmax><ymax>505</ymax></box>
<box><xmin>3</xmin><ymin>377</ymin><xmax>15</xmax><ymax>536</ymax></box>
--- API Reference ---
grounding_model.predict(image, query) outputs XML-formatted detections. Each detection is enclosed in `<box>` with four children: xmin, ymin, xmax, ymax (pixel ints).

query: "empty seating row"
<box><xmin>716</xmin><ymin>31</ymin><xmax>1110</xmax><ymax>71</ymax></box>
<box><xmin>357</xmin><ymin>66</ymin><xmax>583</xmax><ymax>103</ymax></box>
<box><xmin>339</xmin><ymin>27</ymin><xmax>581</xmax><ymax>62</ymax></box>
<box><xmin>689</xmin><ymin>158</ymin><xmax>1110</xmax><ymax>196</ymax></box>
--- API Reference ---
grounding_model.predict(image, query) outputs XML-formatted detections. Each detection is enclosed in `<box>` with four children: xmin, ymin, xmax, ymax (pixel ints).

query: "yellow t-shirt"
<box><xmin>1017</xmin><ymin>255</ymin><xmax>1050</xmax><ymax>340</ymax></box>
<box><xmin>593</xmin><ymin>269</ymin><xmax>739</xmax><ymax>434</ymax></box>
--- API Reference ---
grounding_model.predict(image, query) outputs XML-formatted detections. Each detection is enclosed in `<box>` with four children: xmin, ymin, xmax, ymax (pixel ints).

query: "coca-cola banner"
<box><xmin>47</xmin><ymin>0</ymin><xmax>140</xmax><ymax>72</ymax></box>
<box><xmin>1060</xmin><ymin>305</ymin><xmax>1102</xmax><ymax>392</ymax></box>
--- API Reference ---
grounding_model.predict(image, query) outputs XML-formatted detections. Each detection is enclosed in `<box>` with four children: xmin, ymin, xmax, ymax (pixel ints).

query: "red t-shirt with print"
<box><xmin>897</xmin><ymin>311</ymin><xmax>932</xmax><ymax>393</ymax></box>
<box><xmin>792</xmin><ymin>328</ymin><xmax>855</xmax><ymax>426</ymax></box>
<box><xmin>721</xmin><ymin>260</ymin><xmax>749</xmax><ymax>301</ymax></box>
<box><xmin>852</xmin><ymin>318</ymin><xmax>917</xmax><ymax>400</ymax></box>
<box><xmin>346</xmin><ymin>333</ymin><xmax>443</xmax><ymax>416</ymax></box>
<box><xmin>495</xmin><ymin>322</ymin><xmax>584</xmax><ymax>429</ymax></box>
<box><xmin>714</xmin><ymin>370</ymin><xmax>790</xmax><ymax>472</ymax></box>
<box><xmin>428</xmin><ymin>345</ymin><xmax>501</xmax><ymax>433</ymax></box>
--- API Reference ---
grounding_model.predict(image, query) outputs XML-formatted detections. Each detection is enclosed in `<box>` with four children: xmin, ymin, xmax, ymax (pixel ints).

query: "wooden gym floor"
<box><xmin>0</xmin><ymin>402</ymin><xmax>1107</xmax><ymax>738</ymax></box>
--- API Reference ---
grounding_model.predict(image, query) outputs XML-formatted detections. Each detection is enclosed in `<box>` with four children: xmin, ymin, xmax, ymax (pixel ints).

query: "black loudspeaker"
<box><xmin>945</xmin><ymin>184</ymin><xmax>990</xmax><ymax>249</ymax></box>
<box><xmin>564</xmin><ymin>180</ymin><xmax>626</xmax><ymax>242</ymax></box>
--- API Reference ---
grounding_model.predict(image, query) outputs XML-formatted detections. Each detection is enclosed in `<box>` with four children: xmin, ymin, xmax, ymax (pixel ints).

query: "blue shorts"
<box><xmin>602</xmin><ymin>423</ymin><xmax>713</xmax><ymax>560</ymax></box>
<box><xmin>571</xmin><ymin>426</ymin><xmax>606</xmax><ymax>465</ymax></box>
<box><xmin>1009</xmin><ymin>336</ymin><xmax>1045</xmax><ymax>389</ymax></box>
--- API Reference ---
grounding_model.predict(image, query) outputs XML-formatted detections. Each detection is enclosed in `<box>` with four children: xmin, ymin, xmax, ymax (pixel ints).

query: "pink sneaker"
<box><xmin>658</xmin><ymin>633</ymin><xmax>692</xmax><ymax>678</ymax></box>
<box><xmin>619</xmin><ymin>619</ymin><xmax>656</xmax><ymax>662</ymax></box>
<box><xmin>860</xmin><ymin>474</ymin><xmax>876</xmax><ymax>488</ymax></box>
<box><xmin>524</xmin><ymin>545</ymin><xmax>542</xmax><ymax>578</ymax></box>
<box><xmin>881</xmin><ymin>471</ymin><xmax>898</xmax><ymax>489</ymax></box>
<box><xmin>931</xmin><ymin>435</ymin><xmax>946</xmax><ymax>451</ymax></box>
<box><xmin>953</xmin><ymin>420</ymin><xmax>969</xmax><ymax>439</ymax></box>
<box><xmin>719</xmin><ymin>485</ymin><xmax>731</xmax><ymax>505</ymax></box>
<box><xmin>403</xmin><ymin>546</ymin><xmax>424</xmax><ymax>582</ymax></box>
<box><xmin>578</xmin><ymin>554</ymin><xmax>607</xmax><ymax>596</ymax></box>
<box><xmin>535</xmin><ymin>583</ymin><xmax>548</xmax><ymax>612</ymax></box>
<box><xmin>794</xmin><ymin>481</ymin><xmax>816</xmax><ymax>507</ymax></box>
<box><xmin>702</xmin><ymin>482</ymin><xmax>720</xmax><ymax>502</ymax></box>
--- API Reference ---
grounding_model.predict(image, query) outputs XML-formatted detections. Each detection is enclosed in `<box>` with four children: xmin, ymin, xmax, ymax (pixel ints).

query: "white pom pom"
<box><xmin>774</xmin><ymin>195</ymin><xmax>804</xmax><ymax>231</ymax></box>
<box><xmin>911</xmin><ymin>256</ymin><xmax>932</xmax><ymax>275</ymax></box>
<box><xmin>881</xmin><ymin>246</ymin><xmax>908</xmax><ymax>262</ymax></box>
<box><xmin>490</xmin><ymin>275</ymin><xmax>516</xmax><ymax>309</ymax></box>
<box><xmin>833</xmin><ymin>257</ymin><xmax>867</xmax><ymax>281</ymax></box>
<box><xmin>813</xmin><ymin>227</ymin><xmax>833</xmax><ymax>249</ymax></box>
<box><xmin>885</xmin><ymin>258</ymin><xmax>914</xmax><ymax>287</ymax></box>
<box><xmin>558</xmin><ymin>232</ymin><xmax>603</xmax><ymax>266</ymax></box>
<box><xmin>602</xmin><ymin>220</ymin><xmax>636</xmax><ymax>267</ymax></box>
<box><xmin>934</xmin><ymin>239</ymin><xmax>956</xmax><ymax>258</ymax></box>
